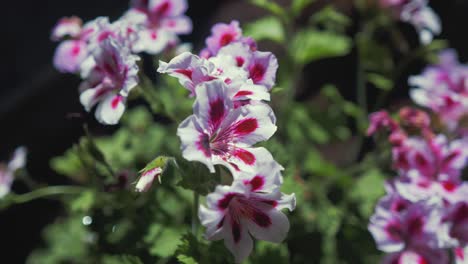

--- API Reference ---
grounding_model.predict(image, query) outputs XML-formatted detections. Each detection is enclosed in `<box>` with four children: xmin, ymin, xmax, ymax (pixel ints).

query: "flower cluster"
<box><xmin>410</xmin><ymin>49</ymin><xmax>468</xmax><ymax>131</ymax></box>
<box><xmin>368</xmin><ymin>50</ymin><xmax>468</xmax><ymax>263</ymax></box>
<box><xmin>158</xmin><ymin>21</ymin><xmax>295</xmax><ymax>263</ymax></box>
<box><xmin>51</xmin><ymin>0</ymin><xmax>192</xmax><ymax>125</ymax></box>
<box><xmin>379</xmin><ymin>0</ymin><xmax>441</xmax><ymax>44</ymax></box>
<box><xmin>0</xmin><ymin>147</ymin><xmax>27</xmax><ymax>198</ymax></box>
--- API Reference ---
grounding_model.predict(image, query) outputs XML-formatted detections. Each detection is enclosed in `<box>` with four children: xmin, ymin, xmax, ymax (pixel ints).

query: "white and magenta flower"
<box><xmin>177</xmin><ymin>80</ymin><xmax>277</xmax><ymax>174</ymax></box>
<box><xmin>392</xmin><ymin>135</ymin><xmax>467</xmax><ymax>182</ymax></box>
<box><xmin>369</xmin><ymin>195</ymin><xmax>442</xmax><ymax>253</ymax></box>
<box><xmin>51</xmin><ymin>16</ymin><xmax>95</xmax><ymax>73</ymax></box>
<box><xmin>410</xmin><ymin>50</ymin><xmax>468</xmax><ymax>130</ymax></box>
<box><xmin>158</xmin><ymin>44</ymin><xmax>278</xmax><ymax>98</ymax></box>
<box><xmin>201</xmin><ymin>20</ymin><xmax>256</xmax><ymax>58</ymax></box>
<box><xmin>199</xmin><ymin>166</ymin><xmax>295</xmax><ymax>263</ymax></box>
<box><xmin>442</xmin><ymin>201</ymin><xmax>468</xmax><ymax>245</ymax></box>
<box><xmin>380</xmin><ymin>0</ymin><xmax>441</xmax><ymax>44</ymax></box>
<box><xmin>123</xmin><ymin>0</ymin><xmax>192</xmax><ymax>54</ymax></box>
<box><xmin>79</xmin><ymin>38</ymin><xmax>139</xmax><ymax>125</ymax></box>
<box><xmin>0</xmin><ymin>147</ymin><xmax>27</xmax><ymax>198</ymax></box>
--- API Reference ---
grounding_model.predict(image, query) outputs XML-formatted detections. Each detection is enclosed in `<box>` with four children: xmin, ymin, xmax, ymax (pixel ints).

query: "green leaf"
<box><xmin>70</xmin><ymin>190</ymin><xmax>96</xmax><ymax>212</ymax></box>
<box><xmin>291</xmin><ymin>0</ymin><xmax>314</xmax><ymax>16</ymax></box>
<box><xmin>289</xmin><ymin>30</ymin><xmax>352</xmax><ymax>65</ymax></box>
<box><xmin>350</xmin><ymin>168</ymin><xmax>386</xmax><ymax>217</ymax></box>
<box><xmin>367</xmin><ymin>73</ymin><xmax>393</xmax><ymax>91</ymax></box>
<box><xmin>27</xmin><ymin>217</ymin><xmax>91</xmax><ymax>264</ymax></box>
<box><xmin>177</xmin><ymin>255</ymin><xmax>199</xmax><ymax>264</ymax></box>
<box><xmin>101</xmin><ymin>255</ymin><xmax>143</xmax><ymax>264</ymax></box>
<box><xmin>244</xmin><ymin>16</ymin><xmax>285</xmax><ymax>43</ymax></box>
<box><xmin>145</xmin><ymin>224</ymin><xmax>184</xmax><ymax>258</ymax></box>
<box><xmin>311</xmin><ymin>6</ymin><xmax>351</xmax><ymax>32</ymax></box>
<box><xmin>248</xmin><ymin>0</ymin><xmax>285</xmax><ymax>17</ymax></box>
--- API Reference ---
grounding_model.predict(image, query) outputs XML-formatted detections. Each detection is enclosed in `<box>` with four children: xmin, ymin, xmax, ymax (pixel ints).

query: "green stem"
<box><xmin>191</xmin><ymin>191</ymin><xmax>200</xmax><ymax>236</ymax></box>
<box><xmin>2</xmin><ymin>186</ymin><xmax>85</xmax><ymax>207</ymax></box>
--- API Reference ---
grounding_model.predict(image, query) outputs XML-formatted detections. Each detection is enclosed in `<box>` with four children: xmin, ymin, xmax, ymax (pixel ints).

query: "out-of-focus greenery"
<box><xmin>19</xmin><ymin>0</ymin><xmax>450</xmax><ymax>263</ymax></box>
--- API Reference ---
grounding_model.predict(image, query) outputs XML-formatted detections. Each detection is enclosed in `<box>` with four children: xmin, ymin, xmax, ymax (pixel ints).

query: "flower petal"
<box><xmin>95</xmin><ymin>94</ymin><xmax>126</xmax><ymax>125</ymax></box>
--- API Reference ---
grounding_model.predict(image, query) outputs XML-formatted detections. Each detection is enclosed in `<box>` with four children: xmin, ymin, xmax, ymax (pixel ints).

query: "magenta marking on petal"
<box><xmin>217</xmin><ymin>217</ymin><xmax>225</xmax><ymax>229</ymax></box>
<box><xmin>155</xmin><ymin>1</ymin><xmax>170</xmax><ymax>16</ymax></box>
<box><xmin>234</xmin><ymin>90</ymin><xmax>253</xmax><ymax>97</ymax></box>
<box><xmin>236</xmin><ymin>56</ymin><xmax>245</xmax><ymax>67</ymax></box>
<box><xmin>196</xmin><ymin>134</ymin><xmax>211</xmax><ymax>157</ymax></box>
<box><xmin>97</xmin><ymin>31</ymin><xmax>114</xmax><ymax>42</ymax></box>
<box><xmin>455</xmin><ymin>247</ymin><xmax>465</xmax><ymax>260</ymax></box>
<box><xmin>231</xmin><ymin>219</ymin><xmax>241</xmax><ymax>243</ymax></box>
<box><xmin>414</xmin><ymin>153</ymin><xmax>428</xmax><ymax>168</ymax></box>
<box><xmin>111</xmin><ymin>95</ymin><xmax>123</xmax><ymax>109</ymax></box>
<box><xmin>252</xmin><ymin>210</ymin><xmax>271</xmax><ymax>227</ymax></box>
<box><xmin>443</xmin><ymin>150</ymin><xmax>460</xmax><ymax>168</ymax></box>
<box><xmin>209</xmin><ymin>98</ymin><xmax>226</xmax><ymax>131</ymax></box>
<box><xmin>407</xmin><ymin>215</ymin><xmax>424</xmax><ymax>236</ymax></box>
<box><xmin>234</xmin><ymin>149</ymin><xmax>256</xmax><ymax>165</ymax></box>
<box><xmin>249</xmin><ymin>63</ymin><xmax>266</xmax><ymax>83</ymax></box>
<box><xmin>93</xmin><ymin>87</ymin><xmax>113</xmax><ymax>100</ymax></box>
<box><xmin>384</xmin><ymin>221</ymin><xmax>402</xmax><ymax>241</ymax></box>
<box><xmin>219</xmin><ymin>33</ymin><xmax>234</xmax><ymax>47</ymax></box>
<box><xmin>218</xmin><ymin>193</ymin><xmax>236</xmax><ymax>210</ymax></box>
<box><xmin>248</xmin><ymin>175</ymin><xmax>264</xmax><ymax>191</ymax></box>
<box><xmin>150</xmin><ymin>31</ymin><xmax>158</xmax><ymax>40</ymax></box>
<box><xmin>441</xmin><ymin>181</ymin><xmax>457</xmax><ymax>192</ymax></box>
<box><xmin>71</xmin><ymin>44</ymin><xmax>81</xmax><ymax>56</ymax></box>
<box><xmin>453</xmin><ymin>203</ymin><xmax>468</xmax><ymax>222</ymax></box>
<box><xmin>391</xmin><ymin>199</ymin><xmax>409</xmax><ymax>213</ymax></box>
<box><xmin>234</xmin><ymin>118</ymin><xmax>258</xmax><ymax>135</ymax></box>
<box><xmin>260</xmin><ymin>199</ymin><xmax>278</xmax><ymax>207</ymax></box>
<box><xmin>174</xmin><ymin>69</ymin><xmax>193</xmax><ymax>79</ymax></box>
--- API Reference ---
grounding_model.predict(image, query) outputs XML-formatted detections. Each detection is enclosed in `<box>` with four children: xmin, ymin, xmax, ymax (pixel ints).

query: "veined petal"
<box><xmin>219</xmin><ymin>103</ymin><xmax>277</xmax><ymax>146</ymax></box>
<box><xmin>193</xmin><ymin>80</ymin><xmax>233</xmax><ymax>132</ymax></box>
<box><xmin>79</xmin><ymin>85</ymin><xmax>113</xmax><ymax>112</ymax></box>
<box><xmin>223</xmin><ymin>216</ymin><xmax>253</xmax><ymax>264</ymax></box>
<box><xmin>246</xmin><ymin>209</ymin><xmax>290</xmax><ymax>243</ymax></box>
<box><xmin>177</xmin><ymin>115</ymin><xmax>215</xmax><ymax>172</ymax></box>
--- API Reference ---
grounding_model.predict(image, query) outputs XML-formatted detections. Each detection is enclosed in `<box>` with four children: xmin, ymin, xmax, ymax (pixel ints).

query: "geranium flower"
<box><xmin>369</xmin><ymin>194</ymin><xmax>442</xmax><ymax>253</ymax></box>
<box><xmin>410</xmin><ymin>50</ymin><xmax>468</xmax><ymax>130</ymax></box>
<box><xmin>442</xmin><ymin>201</ymin><xmax>468</xmax><ymax>245</ymax></box>
<box><xmin>379</xmin><ymin>0</ymin><xmax>441</xmax><ymax>44</ymax></box>
<box><xmin>158</xmin><ymin>46</ymin><xmax>277</xmax><ymax>98</ymax></box>
<box><xmin>123</xmin><ymin>0</ymin><xmax>192</xmax><ymax>54</ymax></box>
<box><xmin>392</xmin><ymin>135</ymin><xmax>467</xmax><ymax>186</ymax></box>
<box><xmin>177</xmin><ymin>80</ymin><xmax>277</xmax><ymax>174</ymax></box>
<box><xmin>199</xmin><ymin>162</ymin><xmax>295</xmax><ymax>262</ymax></box>
<box><xmin>200</xmin><ymin>20</ymin><xmax>257</xmax><ymax>58</ymax></box>
<box><xmin>79</xmin><ymin>38</ymin><xmax>139</xmax><ymax>125</ymax></box>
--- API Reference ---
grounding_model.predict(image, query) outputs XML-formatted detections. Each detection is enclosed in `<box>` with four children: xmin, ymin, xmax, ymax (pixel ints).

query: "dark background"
<box><xmin>0</xmin><ymin>0</ymin><xmax>467</xmax><ymax>263</ymax></box>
